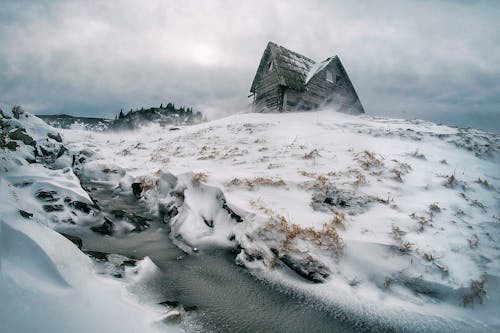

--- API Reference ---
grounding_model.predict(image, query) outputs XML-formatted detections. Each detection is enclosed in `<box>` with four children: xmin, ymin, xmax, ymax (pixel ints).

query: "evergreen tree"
<box><xmin>118</xmin><ymin>109</ymin><xmax>124</xmax><ymax>119</ymax></box>
<box><xmin>160</xmin><ymin>103</ymin><xmax>163</xmax><ymax>109</ymax></box>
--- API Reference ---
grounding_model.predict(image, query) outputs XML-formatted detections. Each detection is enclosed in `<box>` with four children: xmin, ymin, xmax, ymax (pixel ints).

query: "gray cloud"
<box><xmin>0</xmin><ymin>0</ymin><xmax>498</xmax><ymax>131</ymax></box>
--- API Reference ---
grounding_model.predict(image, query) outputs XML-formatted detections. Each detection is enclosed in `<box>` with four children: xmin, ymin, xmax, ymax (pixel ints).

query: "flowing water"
<box><xmin>73</xmin><ymin>179</ymin><xmax>374</xmax><ymax>333</ymax></box>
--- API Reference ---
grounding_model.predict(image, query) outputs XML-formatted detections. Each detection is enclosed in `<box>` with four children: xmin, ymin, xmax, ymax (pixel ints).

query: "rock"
<box><xmin>19</xmin><ymin>209</ymin><xmax>33</xmax><ymax>219</ymax></box>
<box><xmin>47</xmin><ymin>132</ymin><xmax>62</xmax><ymax>142</ymax></box>
<box><xmin>66</xmin><ymin>198</ymin><xmax>94</xmax><ymax>214</ymax></box>
<box><xmin>43</xmin><ymin>204</ymin><xmax>64</xmax><ymax>212</ymax></box>
<box><xmin>9</xmin><ymin>128</ymin><xmax>35</xmax><ymax>146</ymax></box>
<box><xmin>110</xmin><ymin>209</ymin><xmax>150</xmax><ymax>232</ymax></box>
<box><xmin>219</xmin><ymin>195</ymin><xmax>243</xmax><ymax>222</ymax></box>
<box><xmin>90</xmin><ymin>218</ymin><xmax>113</xmax><ymax>235</ymax></box>
<box><xmin>6</xmin><ymin>141</ymin><xmax>18</xmax><ymax>151</ymax></box>
<box><xmin>183</xmin><ymin>305</ymin><xmax>198</xmax><ymax>312</ymax></box>
<box><xmin>84</xmin><ymin>250</ymin><xmax>109</xmax><ymax>261</ymax></box>
<box><xmin>162</xmin><ymin>310</ymin><xmax>182</xmax><ymax>323</ymax></box>
<box><xmin>59</xmin><ymin>233</ymin><xmax>83</xmax><ymax>249</ymax></box>
<box><xmin>160</xmin><ymin>201</ymin><xmax>178</xmax><ymax>224</ymax></box>
<box><xmin>131</xmin><ymin>182</ymin><xmax>142</xmax><ymax>197</ymax></box>
<box><xmin>158</xmin><ymin>300</ymin><xmax>180</xmax><ymax>307</ymax></box>
<box><xmin>271</xmin><ymin>249</ymin><xmax>330</xmax><ymax>283</ymax></box>
<box><xmin>36</xmin><ymin>190</ymin><xmax>59</xmax><ymax>202</ymax></box>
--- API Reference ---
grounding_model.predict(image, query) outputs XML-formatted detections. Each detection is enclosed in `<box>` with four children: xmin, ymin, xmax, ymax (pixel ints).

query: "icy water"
<box><xmin>75</xmin><ymin>180</ymin><xmax>372</xmax><ymax>333</ymax></box>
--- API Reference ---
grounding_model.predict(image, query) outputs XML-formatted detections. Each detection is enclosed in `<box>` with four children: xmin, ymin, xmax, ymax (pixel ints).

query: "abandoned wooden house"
<box><xmin>250</xmin><ymin>42</ymin><xmax>364</xmax><ymax>114</ymax></box>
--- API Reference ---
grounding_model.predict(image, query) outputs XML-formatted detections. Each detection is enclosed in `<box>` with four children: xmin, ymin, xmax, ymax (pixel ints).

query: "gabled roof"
<box><xmin>305</xmin><ymin>57</ymin><xmax>334</xmax><ymax>84</ymax></box>
<box><xmin>251</xmin><ymin>42</ymin><xmax>315</xmax><ymax>92</ymax></box>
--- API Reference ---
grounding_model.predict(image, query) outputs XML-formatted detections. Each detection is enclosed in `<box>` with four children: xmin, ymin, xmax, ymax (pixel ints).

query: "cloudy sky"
<box><xmin>1</xmin><ymin>0</ymin><xmax>499</xmax><ymax>131</ymax></box>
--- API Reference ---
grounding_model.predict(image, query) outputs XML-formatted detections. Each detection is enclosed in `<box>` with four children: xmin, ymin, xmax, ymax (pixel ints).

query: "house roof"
<box><xmin>305</xmin><ymin>57</ymin><xmax>334</xmax><ymax>84</ymax></box>
<box><xmin>251</xmin><ymin>42</ymin><xmax>316</xmax><ymax>92</ymax></box>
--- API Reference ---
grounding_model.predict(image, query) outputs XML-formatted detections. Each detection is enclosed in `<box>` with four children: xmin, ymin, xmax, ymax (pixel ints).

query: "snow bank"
<box><xmin>51</xmin><ymin>108</ymin><xmax>500</xmax><ymax>331</ymax></box>
<box><xmin>0</xmin><ymin>108</ymin><xmax>178</xmax><ymax>333</ymax></box>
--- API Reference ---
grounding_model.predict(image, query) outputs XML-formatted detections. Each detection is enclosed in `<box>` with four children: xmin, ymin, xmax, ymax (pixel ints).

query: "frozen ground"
<box><xmin>1</xmin><ymin>106</ymin><xmax>499</xmax><ymax>332</ymax></box>
<box><xmin>0</xmin><ymin>108</ymin><xmax>183</xmax><ymax>333</ymax></box>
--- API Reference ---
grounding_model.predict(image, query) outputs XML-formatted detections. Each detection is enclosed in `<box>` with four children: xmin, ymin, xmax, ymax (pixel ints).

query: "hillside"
<box><xmin>1</xmin><ymin>106</ymin><xmax>499</xmax><ymax>332</ymax></box>
<box><xmin>39</xmin><ymin>104</ymin><xmax>204</xmax><ymax>131</ymax></box>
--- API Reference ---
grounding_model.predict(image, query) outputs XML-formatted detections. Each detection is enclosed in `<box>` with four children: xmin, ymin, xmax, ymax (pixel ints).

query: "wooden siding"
<box><xmin>251</xmin><ymin>42</ymin><xmax>364</xmax><ymax>114</ymax></box>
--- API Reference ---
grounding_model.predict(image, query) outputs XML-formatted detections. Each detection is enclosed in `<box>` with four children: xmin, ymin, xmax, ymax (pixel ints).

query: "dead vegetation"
<box><xmin>303</xmin><ymin>149</ymin><xmax>321</xmax><ymax>160</ymax></box>
<box><xmin>391</xmin><ymin>160</ymin><xmax>412</xmax><ymax>182</ymax></box>
<box><xmin>462</xmin><ymin>276</ymin><xmax>487</xmax><ymax>307</ymax></box>
<box><xmin>443</xmin><ymin>174</ymin><xmax>467</xmax><ymax>190</ymax></box>
<box><xmin>250</xmin><ymin>199</ymin><xmax>344</xmax><ymax>256</ymax></box>
<box><xmin>474</xmin><ymin>178</ymin><xmax>493</xmax><ymax>190</ymax></box>
<box><xmin>409</xmin><ymin>212</ymin><xmax>431</xmax><ymax>232</ymax></box>
<box><xmin>355</xmin><ymin>150</ymin><xmax>384</xmax><ymax>171</ymax></box>
<box><xmin>191</xmin><ymin>172</ymin><xmax>208</xmax><ymax>186</ymax></box>
<box><xmin>226</xmin><ymin>176</ymin><xmax>286</xmax><ymax>190</ymax></box>
<box><xmin>409</xmin><ymin>149</ymin><xmax>426</xmax><ymax>160</ymax></box>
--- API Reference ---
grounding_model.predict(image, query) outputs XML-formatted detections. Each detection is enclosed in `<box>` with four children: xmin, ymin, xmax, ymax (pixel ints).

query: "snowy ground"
<box><xmin>1</xmin><ymin>106</ymin><xmax>499</xmax><ymax>332</ymax></box>
<box><xmin>0</xmin><ymin>108</ymin><xmax>182</xmax><ymax>333</ymax></box>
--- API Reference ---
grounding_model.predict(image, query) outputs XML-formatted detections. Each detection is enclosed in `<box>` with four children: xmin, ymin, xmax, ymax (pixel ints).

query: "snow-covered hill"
<box><xmin>1</xmin><ymin>106</ymin><xmax>499</xmax><ymax>332</ymax></box>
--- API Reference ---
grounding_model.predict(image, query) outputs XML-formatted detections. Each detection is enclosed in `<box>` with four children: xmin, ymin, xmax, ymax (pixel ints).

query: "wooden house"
<box><xmin>250</xmin><ymin>42</ymin><xmax>364</xmax><ymax>114</ymax></box>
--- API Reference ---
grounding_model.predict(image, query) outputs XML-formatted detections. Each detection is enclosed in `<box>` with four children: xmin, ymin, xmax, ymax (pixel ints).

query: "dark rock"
<box><xmin>90</xmin><ymin>218</ymin><xmax>113</xmax><ymax>235</ymax></box>
<box><xmin>169</xmin><ymin>127</ymin><xmax>180</xmax><ymax>131</ymax></box>
<box><xmin>183</xmin><ymin>305</ymin><xmax>198</xmax><ymax>312</ymax></box>
<box><xmin>84</xmin><ymin>250</ymin><xmax>109</xmax><ymax>261</ymax></box>
<box><xmin>110</xmin><ymin>209</ymin><xmax>150</xmax><ymax>232</ymax></box>
<box><xmin>6</xmin><ymin>141</ymin><xmax>18</xmax><ymax>151</ymax></box>
<box><xmin>47</xmin><ymin>132</ymin><xmax>63</xmax><ymax>142</ymax></box>
<box><xmin>131</xmin><ymin>182</ymin><xmax>142</xmax><ymax>197</ymax></box>
<box><xmin>13</xmin><ymin>180</ymin><xmax>33</xmax><ymax>187</ymax></box>
<box><xmin>160</xmin><ymin>201</ymin><xmax>178</xmax><ymax>224</ymax></box>
<box><xmin>66</xmin><ymin>198</ymin><xmax>94</xmax><ymax>214</ymax></box>
<box><xmin>9</xmin><ymin>128</ymin><xmax>35</xmax><ymax>146</ymax></box>
<box><xmin>19</xmin><ymin>210</ymin><xmax>33</xmax><ymax>219</ymax></box>
<box><xmin>220</xmin><ymin>197</ymin><xmax>243</xmax><ymax>223</ymax></box>
<box><xmin>36</xmin><ymin>190</ymin><xmax>59</xmax><ymax>202</ymax></box>
<box><xmin>122</xmin><ymin>259</ymin><xmax>137</xmax><ymax>267</ymax></box>
<box><xmin>271</xmin><ymin>249</ymin><xmax>329</xmax><ymax>283</ymax></box>
<box><xmin>158</xmin><ymin>300</ymin><xmax>179</xmax><ymax>307</ymax></box>
<box><xmin>59</xmin><ymin>233</ymin><xmax>83</xmax><ymax>249</ymax></box>
<box><xmin>43</xmin><ymin>204</ymin><xmax>64</xmax><ymax>212</ymax></box>
<box><xmin>202</xmin><ymin>216</ymin><xmax>213</xmax><ymax>228</ymax></box>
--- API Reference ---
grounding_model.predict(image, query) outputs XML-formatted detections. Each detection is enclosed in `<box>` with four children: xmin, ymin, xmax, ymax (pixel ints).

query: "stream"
<box><xmin>71</xmin><ymin>178</ymin><xmax>372</xmax><ymax>333</ymax></box>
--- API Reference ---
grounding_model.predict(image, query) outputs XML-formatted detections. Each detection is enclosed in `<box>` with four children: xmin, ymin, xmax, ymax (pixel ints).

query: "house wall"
<box><xmin>253</xmin><ymin>55</ymin><xmax>283</xmax><ymax>112</ymax></box>
<box><xmin>282</xmin><ymin>59</ymin><xmax>364</xmax><ymax>114</ymax></box>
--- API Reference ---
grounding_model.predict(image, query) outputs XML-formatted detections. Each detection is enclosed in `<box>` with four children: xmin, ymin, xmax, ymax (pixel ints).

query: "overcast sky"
<box><xmin>1</xmin><ymin>0</ymin><xmax>499</xmax><ymax>131</ymax></box>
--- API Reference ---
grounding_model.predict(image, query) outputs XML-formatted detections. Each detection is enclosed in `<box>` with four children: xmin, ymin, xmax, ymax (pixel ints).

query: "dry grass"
<box><xmin>330</xmin><ymin>213</ymin><xmax>346</xmax><ymax>230</ymax></box>
<box><xmin>303</xmin><ymin>149</ymin><xmax>321</xmax><ymax>160</ymax></box>
<box><xmin>409</xmin><ymin>212</ymin><xmax>430</xmax><ymax>232</ymax></box>
<box><xmin>251</xmin><ymin>199</ymin><xmax>344</xmax><ymax>255</ymax></box>
<box><xmin>355</xmin><ymin>150</ymin><xmax>384</xmax><ymax>171</ymax></box>
<box><xmin>140</xmin><ymin>178</ymin><xmax>156</xmax><ymax>192</ymax></box>
<box><xmin>191</xmin><ymin>172</ymin><xmax>208</xmax><ymax>186</ymax></box>
<box><xmin>227</xmin><ymin>176</ymin><xmax>286</xmax><ymax>190</ymax></box>
<box><xmin>475</xmin><ymin>178</ymin><xmax>493</xmax><ymax>190</ymax></box>
<box><xmin>391</xmin><ymin>225</ymin><xmax>406</xmax><ymax>240</ymax></box>
<box><xmin>410</xmin><ymin>149</ymin><xmax>426</xmax><ymax>160</ymax></box>
<box><xmin>462</xmin><ymin>277</ymin><xmax>487</xmax><ymax>307</ymax></box>
<box><xmin>391</xmin><ymin>160</ymin><xmax>412</xmax><ymax>182</ymax></box>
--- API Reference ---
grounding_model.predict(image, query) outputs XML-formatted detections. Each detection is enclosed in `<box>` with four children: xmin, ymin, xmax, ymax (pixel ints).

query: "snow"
<box><xmin>0</xmin><ymin>108</ymin><xmax>179</xmax><ymax>333</ymax></box>
<box><xmin>2</xmin><ymin>105</ymin><xmax>499</xmax><ymax>331</ymax></box>
<box><xmin>60</xmin><ymin>108</ymin><xmax>499</xmax><ymax>331</ymax></box>
<box><xmin>305</xmin><ymin>57</ymin><xmax>333</xmax><ymax>84</ymax></box>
